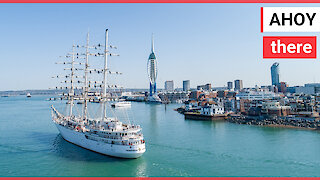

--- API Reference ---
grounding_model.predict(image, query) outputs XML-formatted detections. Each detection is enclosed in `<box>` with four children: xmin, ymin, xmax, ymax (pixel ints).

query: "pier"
<box><xmin>227</xmin><ymin>115</ymin><xmax>320</xmax><ymax>130</ymax></box>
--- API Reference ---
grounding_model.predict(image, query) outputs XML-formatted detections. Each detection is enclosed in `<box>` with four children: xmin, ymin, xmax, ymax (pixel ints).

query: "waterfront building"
<box><xmin>158</xmin><ymin>91</ymin><xmax>189</xmax><ymax>103</ymax></box>
<box><xmin>289</xmin><ymin>83</ymin><xmax>320</xmax><ymax>95</ymax></box>
<box><xmin>123</xmin><ymin>91</ymin><xmax>146</xmax><ymax>102</ymax></box>
<box><xmin>288</xmin><ymin>94</ymin><xmax>316</xmax><ymax>112</ymax></box>
<box><xmin>197</xmin><ymin>83</ymin><xmax>211</xmax><ymax>91</ymax></box>
<box><xmin>227</xmin><ymin>81</ymin><xmax>233</xmax><ymax>90</ymax></box>
<box><xmin>189</xmin><ymin>90</ymin><xmax>217</xmax><ymax>101</ymax></box>
<box><xmin>271</xmin><ymin>62</ymin><xmax>280</xmax><ymax>86</ymax></box>
<box><xmin>224</xmin><ymin>98</ymin><xmax>237</xmax><ymax>112</ymax></box>
<box><xmin>260</xmin><ymin>85</ymin><xmax>273</xmax><ymax>92</ymax></box>
<box><xmin>189</xmin><ymin>90</ymin><xmax>202</xmax><ymax>100</ymax></box>
<box><xmin>305</xmin><ymin>83</ymin><xmax>320</xmax><ymax>94</ymax></box>
<box><xmin>212</xmin><ymin>87</ymin><xmax>228</xmax><ymax>91</ymax></box>
<box><xmin>305</xmin><ymin>83</ymin><xmax>320</xmax><ymax>88</ymax></box>
<box><xmin>279</xmin><ymin>82</ymin><xmax>288</xmax><ymax>93</ymax></box>
<box><xmin>238</xmin><ymin>99</ymin><xmax>262</xmax><ymax>114</ymax></box>
<box><xmin>217</xmin><ymin>90</ymin><xmax>228</xmax><ymax>98</ymax></box>
<box><xmin>234</xmin><ymin>80</ymin><xmax>243</xmax><ymax>91</ymax></box>
<box><xmin>289</xmin><ymin>99</ymin><xmax>311</xmax><ymax>112</ymax></box>
<box><xmin>236</xmin><ymin>90</ymin><xmax>278</xmax><ymax>100</ymax></box>
<box><xmin>200</xmin><ymin>104</ymin><xmax>224</xmax><ymax>116</ymax></box>
<box><xmin>121</xmin><ymin>92</ymin><xmax>132</xmax><ymax>97</ymax></box>
<box><xmin>198</xmin><ymin>91</ymin><xmax>218</xmax><ymax>101</ymax></box>
<box><xmin>226</xmin><ymin>91</ymin><xmax>237</xmax><ymax>98</ymax></box>
<box><xmin>185</xmin><ymin>100</ymin><xmax>200</xmax><ymax>111</ymax></box>
<box><xmin>164</xmin><ymin>80</ymin><xmax>174</xmax><ymax>92</ymax></box>
<box><xmin>273</xmin><ymin>85</ymin><xmax>279</xmax><ymax>93</ymax></box>
<box><xmin>261</xmin><ymin>101</ymin><xmax>291</xmax><ymax>116</ymax></box>
<box><xmin>287</xmin><ymin>86</ymin><xmax>297</xmax><ymax>94</ymax></box>
<box><xmin>183</xmin><ymin>80</ymin><xmax>190</xmax><ymax>92</ymax></box>
<box><xmin>268</xmin><ymin>85</ymin><xmax>274</xmax><ymax>92</ymax></box>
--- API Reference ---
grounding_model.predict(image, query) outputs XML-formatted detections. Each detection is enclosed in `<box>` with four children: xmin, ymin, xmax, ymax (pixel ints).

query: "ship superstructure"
<box><xmin>51</xmin><ymin>29</ymin><xmax>146</xmax><ymax>158</ymax></box>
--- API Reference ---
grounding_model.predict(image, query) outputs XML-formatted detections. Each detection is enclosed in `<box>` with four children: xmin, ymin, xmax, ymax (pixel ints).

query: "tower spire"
<box><xmin>151</xmin><ymin>33</ymin><xmax>154</xmax><ymax>53</ymax></box>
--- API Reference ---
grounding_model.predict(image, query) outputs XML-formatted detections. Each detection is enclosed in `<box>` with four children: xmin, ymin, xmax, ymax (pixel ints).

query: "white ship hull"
<box><xmin>55</xmin><ymin>124</ymin><xmax>145</xmax><ymax>158</ymax></box>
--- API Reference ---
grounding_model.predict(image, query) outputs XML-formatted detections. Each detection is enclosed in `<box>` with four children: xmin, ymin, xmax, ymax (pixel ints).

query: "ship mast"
<box><xmin>102</xmin><ymin>29</ymin><xmax>109</xmax><ymax>120</ymax></box>
<box><xmin>69</xmin><ymin>44</ymin><xmax>75</xmax><ymax>116</ymax></box>
<box><xmin>53</xmin><ymin>44</ymin><xmax>80</xmax><ymax>116</ymax></box>
<box><xmin>83</xmin><ymin>32</ymin><xmax>90</xmax><ymax>120</ymax></box>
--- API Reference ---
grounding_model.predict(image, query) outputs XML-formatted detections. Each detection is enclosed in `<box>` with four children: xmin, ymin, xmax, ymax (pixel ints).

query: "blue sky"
<box><xmin>1</xmin><ymin>3</ymin><xmax>320</xmax><ymax>91</ymax></box>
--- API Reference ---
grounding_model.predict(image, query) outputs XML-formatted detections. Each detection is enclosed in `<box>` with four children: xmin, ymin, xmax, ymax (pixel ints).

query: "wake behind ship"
<box><xmin>51</xmin><ymin>29</ymin><xmax>146</xmax><ymax>158</ymax></box>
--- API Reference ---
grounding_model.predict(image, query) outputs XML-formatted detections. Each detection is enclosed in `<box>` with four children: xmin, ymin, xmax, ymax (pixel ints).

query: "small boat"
<box><xmin>111</xmin><ymin>101</ymin><xmax>131</xmax><ymax>108</ymax></box>
<box><xmin>26</xmin><ymin>93</ymin><xmax>31</xmax><ymax>98</ymax></box>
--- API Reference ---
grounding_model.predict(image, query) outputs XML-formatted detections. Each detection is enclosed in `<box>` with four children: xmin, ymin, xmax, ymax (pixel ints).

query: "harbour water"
<box><xmin>1</xmin><ymin>95</ymin><xmax>320</xmax><ymax>177</ymax></box>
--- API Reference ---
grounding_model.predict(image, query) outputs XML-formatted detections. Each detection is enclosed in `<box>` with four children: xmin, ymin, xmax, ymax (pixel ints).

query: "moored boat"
<box><xmin>111</xmin><ymin>101</ymin><xmax>131</xmax><ymax>108</ymax></box>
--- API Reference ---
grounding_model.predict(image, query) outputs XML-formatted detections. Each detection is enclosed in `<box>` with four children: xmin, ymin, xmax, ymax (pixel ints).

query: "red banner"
<box><xmin>263</xmin><ymin>36</ymin><xmax>317</xmax><ymax>59</ymax></box>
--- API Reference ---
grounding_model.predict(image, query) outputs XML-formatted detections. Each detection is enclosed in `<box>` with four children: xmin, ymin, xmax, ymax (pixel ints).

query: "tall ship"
<box><xmin>51</xmin><ymin>29</ymin><xmax>146</xmax><ymax>158</ymax></box>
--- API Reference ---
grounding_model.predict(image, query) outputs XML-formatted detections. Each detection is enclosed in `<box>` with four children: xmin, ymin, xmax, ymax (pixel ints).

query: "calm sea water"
<box><xmin>1</xmin><ymin>95</ymin><xmax>320</xmax><ymax>177</ymax></box>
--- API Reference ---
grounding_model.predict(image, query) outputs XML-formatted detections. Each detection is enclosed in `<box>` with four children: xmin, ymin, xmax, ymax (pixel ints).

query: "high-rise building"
<box><xmin>183</xmin><ymin>80</ymin><xmax>190</xmax><ymax>92</ymax></box>
<box><xmin>147</xmin><ymin>36</ymin><xmax>158</xmax><ymax>96</ymax></box>
<box><xmin>234</xmin><ymin>80</ymin><xmax>243</xmax><ymax>91</ymax></box>
<box><xmin>227</xmin><ymin>81</ymin><xmax>233</xmax><ymax>90</ymax></box>
<box><xmin>271</xmin><ymin>62</ymin><xmax>280</xmax><ymax>86</ymax></box>
<box><xmin>165</xmin><ymin>80</ymin><xmax>174</xmax><ymax>91</ymax></box>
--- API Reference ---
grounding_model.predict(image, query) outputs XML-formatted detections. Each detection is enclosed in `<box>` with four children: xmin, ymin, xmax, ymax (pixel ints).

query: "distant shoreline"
<box><xmin>0</xmin><ymin>88</ymin><xmax>149</xmax><ymax>96</ymax></box>
<box><xmin>0</xmin><ymin>89</ymin><xmax>64</xmax><ymax>96</ymax></box>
